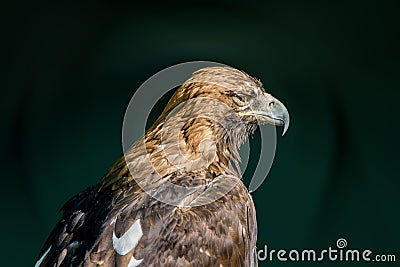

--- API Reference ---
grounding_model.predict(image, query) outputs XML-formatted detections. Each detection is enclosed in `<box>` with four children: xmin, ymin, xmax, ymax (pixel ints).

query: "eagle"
<box><xmin>35</xmin><ymin>66</ymin><xmax>289</xmax><ymax>267</ymax></box>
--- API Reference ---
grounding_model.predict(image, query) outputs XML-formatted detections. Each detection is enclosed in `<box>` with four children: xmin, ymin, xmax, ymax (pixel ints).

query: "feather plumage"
<box><xmin>35</xmin><ymin>66</ymin><xmax>289</xmax><ymax>267</ymax></box>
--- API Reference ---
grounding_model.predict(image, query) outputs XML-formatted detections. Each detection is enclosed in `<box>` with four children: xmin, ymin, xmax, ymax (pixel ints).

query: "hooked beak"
<box><xmin>240</xmin><ymin>93</ymin><xmax>290</xmax><ymax>136</ymax></box>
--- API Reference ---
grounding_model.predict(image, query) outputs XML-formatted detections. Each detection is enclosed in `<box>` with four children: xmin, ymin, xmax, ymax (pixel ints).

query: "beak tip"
<box><xmin>281</xmin><ymin>113</ymin><xmax>290</xmax><ymax>136</ymax></box>
<box><xmin>282</xmin><ymin>123</ymin><xmax>288</xmax><ymax>136</ymax></box>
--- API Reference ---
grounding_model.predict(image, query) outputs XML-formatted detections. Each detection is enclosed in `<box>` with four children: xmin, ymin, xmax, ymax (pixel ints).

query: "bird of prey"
<box><xmin>35</xmin><ymin>66</ymin><xmax>289</xmax><ymax>267</ymax></box>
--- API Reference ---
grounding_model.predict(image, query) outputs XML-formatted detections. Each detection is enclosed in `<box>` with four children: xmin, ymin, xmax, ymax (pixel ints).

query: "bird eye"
<box><xmin>232</xmin><ymin>94</ymin><xmax>245</xmax><ymax>105</ymax></box>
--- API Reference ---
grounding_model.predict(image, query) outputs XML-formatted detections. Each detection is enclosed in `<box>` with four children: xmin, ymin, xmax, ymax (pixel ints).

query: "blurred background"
<box><xmin>2</xmin><ymin>0</ymin><xmax>399</xmax><ymax>266</ymax></box>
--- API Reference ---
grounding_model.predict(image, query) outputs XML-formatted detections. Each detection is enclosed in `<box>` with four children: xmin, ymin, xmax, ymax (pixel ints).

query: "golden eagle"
<box><xmin>35</xmin><ymin>66</ymin><xmax>289</xmax><ymax>267</ymax></box>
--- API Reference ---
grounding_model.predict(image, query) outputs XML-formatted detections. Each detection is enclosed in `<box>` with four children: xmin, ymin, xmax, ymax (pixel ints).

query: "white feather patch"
<box><xmin>34</xmin><ymin>246</ymin><xmax>51</xmax><ymax>267</ymax></box>
<box><xmin>127</xmin><ymin>256</ymin><xmax>143</xmax><ymax>267</ymax></box>
<box><xmin>112</xmin><ymin>219</ymin><xmax>143</xmax><ymax>256</ymax></box>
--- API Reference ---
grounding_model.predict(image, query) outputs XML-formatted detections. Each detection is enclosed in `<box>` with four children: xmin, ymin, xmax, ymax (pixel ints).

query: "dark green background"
<box><xmin>2</xmin><ymin>0</ymin><xmax>399</xmax><ymax>266</ymax></box>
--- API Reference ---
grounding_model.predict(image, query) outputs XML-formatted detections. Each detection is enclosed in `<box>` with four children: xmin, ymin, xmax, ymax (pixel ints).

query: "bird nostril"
<box><xmin>269</xmin><ymin>101</ymin><xmax>275</xmax><ymax>108</ymax></box>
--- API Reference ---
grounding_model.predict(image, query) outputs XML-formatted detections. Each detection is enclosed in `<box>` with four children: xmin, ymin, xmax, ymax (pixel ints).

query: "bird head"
<box><xmin>165</xmin><ymin>66</ymin><xmax>290</xmax><ymax>136</ymax></box>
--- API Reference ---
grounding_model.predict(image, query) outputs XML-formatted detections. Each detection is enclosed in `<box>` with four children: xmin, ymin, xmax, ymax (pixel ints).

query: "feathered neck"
<box><xmin>144</xmin><ymin>107</ymin><xmax>254</xmax><ymax>180</ymax></box>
